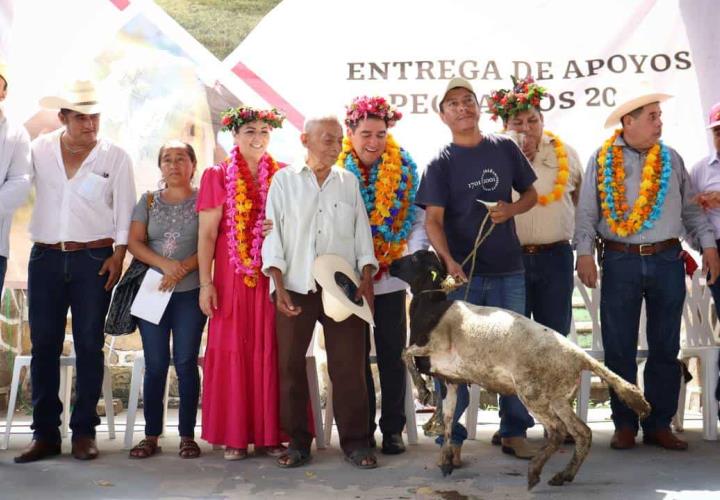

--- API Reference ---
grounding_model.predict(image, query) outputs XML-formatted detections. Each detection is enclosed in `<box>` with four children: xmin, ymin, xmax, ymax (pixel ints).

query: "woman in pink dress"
<box><xmin>197</xmin><ymin>106</ymin><xmax>287</xmax><ymax>460</ymax></box>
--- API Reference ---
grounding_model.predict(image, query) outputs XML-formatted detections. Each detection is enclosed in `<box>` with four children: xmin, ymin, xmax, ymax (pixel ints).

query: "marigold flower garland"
<box><xmin>337</xmin><ymin>134</ymin><xmax>417</xmax><ymax>278</ymax></box>
<box><xmin>487</xmin><ymin>76</ymin><xmax>548</xmax><ymax>122</ymax></box>
<box><xmin>597</xmin><ymin>129</ymin><xmax>671</xmax><ymax>237</ymax></box>
<box><xmin>537</xmin><ymin>130</ymin><xmax>571</xmax><ymax>206</ymax></box>
<box><xmin>224</xmin><ymin>146</ymin><xmax>281</xmax><ymax>287</ymax></box>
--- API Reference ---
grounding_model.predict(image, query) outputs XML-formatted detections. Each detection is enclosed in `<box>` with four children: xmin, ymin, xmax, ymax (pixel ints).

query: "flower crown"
<box><xmin>220</xmin><ymin>106</ymin><xmax>285</xmax><ymax>132</ymax></box>
<box><xmin>344</xmin><ymin>96</ymin><xmax>402</xmax><ymax>128</ymax></box>
<box><xmin>487</xmin><ymin>76</ymin><xmax>548</xmax><ymax>122</ymax></box>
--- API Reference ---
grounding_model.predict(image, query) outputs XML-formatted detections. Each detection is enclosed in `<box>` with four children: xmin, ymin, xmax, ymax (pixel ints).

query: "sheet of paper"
<box><xmin>130</xmin><ymin>269</ymin><xmax>174</xmax><ymax>325</ymax></box>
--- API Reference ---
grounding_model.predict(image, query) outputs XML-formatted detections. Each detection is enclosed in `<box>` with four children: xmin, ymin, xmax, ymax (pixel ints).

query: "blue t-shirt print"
<box><xmin>416</xmin><ymin>134</ymin><xmax>536</xmax><ymax>276</ymax></box>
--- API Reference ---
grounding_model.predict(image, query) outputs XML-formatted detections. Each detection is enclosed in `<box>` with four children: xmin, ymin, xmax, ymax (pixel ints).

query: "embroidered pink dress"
<box><xmin>197</xmin><ymin>164</ymin><xmax>285</xmax><ymax>449</ymax></box>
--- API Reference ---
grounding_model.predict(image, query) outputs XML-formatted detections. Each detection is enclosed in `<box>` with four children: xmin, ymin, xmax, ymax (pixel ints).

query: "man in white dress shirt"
<box><xmin>262</xmin><ymin>115</ymin><xmax>379</xmax><ymax>469</ymax></box>
<box><xmin>0</xmin><ymin>61</ymin><xmax>32</xmax><ymax>292</ymax></box>
<box><xmin>15</xmin><ymin>80</ymin><xmax>136</xmax><ymax>463</ymax></box>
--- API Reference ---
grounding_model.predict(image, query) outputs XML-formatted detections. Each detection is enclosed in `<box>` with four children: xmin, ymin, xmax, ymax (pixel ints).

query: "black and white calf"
<box><xmin>389</xmin><ymin>250</ymin><xmax>651</xmax><ymax>489</ymax></box>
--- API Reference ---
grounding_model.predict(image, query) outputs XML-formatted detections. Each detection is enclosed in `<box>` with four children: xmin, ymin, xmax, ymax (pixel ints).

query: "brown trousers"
<box><xmin>275</xmin><ymin>289</ymin><xmax>369</xmax><ymax>455</ymax></box>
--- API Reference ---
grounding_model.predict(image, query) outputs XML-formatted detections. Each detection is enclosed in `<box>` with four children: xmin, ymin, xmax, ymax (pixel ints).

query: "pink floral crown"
<box><xmin>487</xmin><ymin>76</ymin><xmax>548</xmax><ymax>122</ymax></box>
<box><xmin>344</xmin><ymin>96</ymin><xmax>402</xmax><ymax>128</ymax></box>
<box><xmin>220</xmin><ymin>106</ymin><xmax>285</xmax><ymax>132</ymax></box>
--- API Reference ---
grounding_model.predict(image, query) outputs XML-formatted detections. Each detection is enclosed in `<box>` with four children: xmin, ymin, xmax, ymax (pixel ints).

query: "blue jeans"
<box><xmin>601</xmin><ymin>247</ymin><xmax>685</xmax><ymax>433</ymax></box>
<box><xmin>137</xmin><ymin>288</ymin><xmax>206</xmax><ymax>437</ymax></box>
<box><xmin>523</xmin><ymin>243</ymin><xmax>574</xmax><ymax>336</ymax></box>
<box><xmin>28</xmin><ymin>245</ymin><xmax>113</xmax><ymax>442</ymax></box>
<box><xmin>435</xmin><ymin>272</ymin><xmax>535</xmax><ymax>445</ymax></box>
<box><xmin>0</xmin><ymin>255</ymin><xmax>7</xmax><ymax>294</ymax></box>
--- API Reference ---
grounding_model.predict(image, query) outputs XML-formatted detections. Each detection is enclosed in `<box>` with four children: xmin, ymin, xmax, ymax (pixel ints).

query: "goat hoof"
<box><xmin>527</xmin><ymin>474</ymin><xmax>540</xmax><ymax>490</ymax></box>
<box><xmin>439</xmin><ymin>462</ymin><xmax>454</xmax><ymax>477</ymax></box>
<box><xmin>548</xmin><ymin>472</ymin><xmax>568</xmax><ymax>486</ymax></box>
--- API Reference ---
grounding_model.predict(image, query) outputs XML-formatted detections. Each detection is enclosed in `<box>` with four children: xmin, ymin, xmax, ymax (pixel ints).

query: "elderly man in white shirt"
<box><xmin>0</xmin><ymin>62</ymin><xmax>31</xmax><ymax>292</ymax></box>
<box><xmin>15</xmin><ymin>80</ymin><xmax>136</xmax><ymax>464</ymax></box>
<box><xmin>262</xmin><ymin>115</ymin><xmax>379</xmax><ymax>470</ymax></box>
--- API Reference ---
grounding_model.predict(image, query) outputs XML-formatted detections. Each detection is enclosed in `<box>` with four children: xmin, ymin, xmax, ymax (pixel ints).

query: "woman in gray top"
<box><xmin>126</xmin><ymin>140</ymin><xmax>207</xmax><ymax>459</ymax></box>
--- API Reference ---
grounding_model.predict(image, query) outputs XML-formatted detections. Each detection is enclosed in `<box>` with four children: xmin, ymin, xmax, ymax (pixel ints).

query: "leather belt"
<box><xmin>35</xmin><ymin>238</ymin><xmax>115</xmax><ymax>252</ymax></box>
<box><xmin>602</xmin><ymin>238</ymin><xmax>680</xmax><ymax>256</ymax></box>
<box><xmin>522</xmin><ymin>240</ymin><xmax>569</xmax><ymax>254</ymax></box>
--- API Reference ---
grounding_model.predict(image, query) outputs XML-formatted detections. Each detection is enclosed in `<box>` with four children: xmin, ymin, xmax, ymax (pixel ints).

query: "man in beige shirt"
<box><xmin>488</xmin><ymin>76</ymin><xmax>582</xmax><ymax>338</ymax></box>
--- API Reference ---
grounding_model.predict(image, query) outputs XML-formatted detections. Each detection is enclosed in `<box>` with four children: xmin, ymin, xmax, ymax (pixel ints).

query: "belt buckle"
<box><xmin>524</xmin><ymin>245</ymin><xmax>538</xmax><ymax>255</ymax></box>
<box><xmin>60</xmin><ymin>241</ymin><xmax>67</xmax><ymax>252</ymax></box>
<box><xmin>639</xmin><ymin>243</ymin><xmax>653</xmax><ymax>256</ymax></box>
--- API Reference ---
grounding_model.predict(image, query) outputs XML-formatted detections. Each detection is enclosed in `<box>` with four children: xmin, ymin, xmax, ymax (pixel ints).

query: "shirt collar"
<box><xmin>711</xmin><ymin>152</ymin><xmax>720</xmax><ymax>166</ymax></box>
<box><xmin>613</xmin><ymin>134</ymin><xmax>628</xmax><ymax>147</ymax></box>
<box><xmin>290</xmin><ymin>162</ymin><xmax>338</xmax><ymax>177</ymax></box>
<box><xmin>290</xmin><ymin>162</ymin><xmax>309</xmax><ymax>173</ymax></box>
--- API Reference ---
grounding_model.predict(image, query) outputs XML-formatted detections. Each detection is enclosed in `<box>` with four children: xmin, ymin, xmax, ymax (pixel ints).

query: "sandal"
<box><xmin>129</xmin><ymin>438</ymin><xmax>161</xmax><ymax>459</ymax></box>
<box><xmin>257</xmin><ymin>444</ymin><xmax>287</xmax><ymax>458</ymax></box>
<box><xmin>224</xmin><ymin>447</ymin><xmax>248</xmax><ymax>461</ymax></box>
<box><xmin>178</xmin><ymin>438</ymin><xmax>201</xmax><ymax>459</ymax></box>
<box><xmin>344</xmin><ymin>448</ymin><xmax>377</xmax><ymax>469</ymax></box>
<box><xmin>276</xmin><ymin>448</ymin><xmax>311</xmax><ymax>468</ymax></box>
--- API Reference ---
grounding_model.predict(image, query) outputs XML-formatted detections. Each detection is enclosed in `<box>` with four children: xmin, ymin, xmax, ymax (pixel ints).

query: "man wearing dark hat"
<box><xmin>416</xmin><ymin>77</ymin><xmax>539</xmax><ymax>463</ymax></box>
<box><xmin>575</xmin><ymin>91</ymin><xmax>720</xmax><ymax>451</ymax></box>
<box><xmin>0</xmin><ymin>61</ymin><xmax>31</xmax><ymax>293</ymax></box>
<box><xmin>15</xmin><ymin>79</ymin><xmax>137</xmax><ymax>463</ymax></box>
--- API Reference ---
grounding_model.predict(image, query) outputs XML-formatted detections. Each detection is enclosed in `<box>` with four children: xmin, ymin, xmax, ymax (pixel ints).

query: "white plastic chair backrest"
<box><xmin>682</xmin><ymin>269</ymin><xmax>719</xmax><ymax>347</ymax></box>
<box><xmin>574</xmin><ymin>275</ymin><xmax>602</xmax><ymax>351</ymax></box>
<box><xmin>306</xmin><ymin>322</ymin><xmax>322</xmax><ymax>357</ymax></box>
<box><xmin>574</xmin><ymin>275</ymin><xmax>648</xmax><ymax>352</ymax></box>
<box><xmin>568</xmin><ymin>312</ymin><xmax>579</xmax><ymax>344</ymax></box>
<box><xmin>105</xmin><ymin>335</ymin><xmax>117</xmax><ymax>363</ymax></box>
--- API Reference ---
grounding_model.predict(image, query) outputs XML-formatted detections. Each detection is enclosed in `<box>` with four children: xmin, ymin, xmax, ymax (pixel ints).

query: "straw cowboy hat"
<box><xmin>312</xmin><ymin>254</ymin><xmax>375</xmax><ymax>326</ymax></box>
<box><xmin>604</xmin><ymin>89</ymin><xmax>672</xmax><ymax>128</ymax></box>
<box><xmin>39</xmin><ymin>79</ymin><xmax>102</xmax><ymax>114</ymax></box>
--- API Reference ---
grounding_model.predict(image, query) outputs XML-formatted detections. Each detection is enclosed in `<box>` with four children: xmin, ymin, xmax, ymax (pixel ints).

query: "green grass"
<box><xmin>156</xmin><ymin>0</ymin><xmax>282</xmax><ymax>59</ymax></box>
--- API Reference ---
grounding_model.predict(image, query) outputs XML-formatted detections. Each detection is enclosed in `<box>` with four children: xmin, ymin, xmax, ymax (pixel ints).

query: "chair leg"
<box><xmin>576</xmin><ymin>370</ymin><xmax>591</xmax><ymax>422</ymax></box>
<box><xmin>124</xmin><ymin>357</ymin><xmax>145</xmax><ymax>449</ymax></box>
<box><xmin>700</xmin><ymin>350</ymin><xmax>719</xmax><ymax>441</ymax></box>
<box><xmin>60</xmin><ymin>365</ymin><xmax>73</xmax><ymax>439</ymax></box>
<box><xmin>673</xmin><ymin>357</ymin><xmax>688</xmax><ymax>433</ymax></box>
<box><xmin>404</xmin><ymin>368</ymin><xmax>417</xmax><ymax>445</ymax></box>
<box><xmin>161</xmin><ymin>368</ymin><xmax>171</xmax><ymax>437</ymax></box>
<box><xmin>324</xmin><ymin>380</ymin><xmax>334</xmax><ymax>447</ymax></box>
<box><xmin>2</xmin><ymin>359</ymin><xmax>26</xmax><ymax>450</ymax></box>
<box><xmin>465</xmin><ymin>385</ymin><xmax>480</xmax><ymax>440</ymax></box>
<box><xmin>305</xmin><ymin>356</ymin><xmax>325</xmax><ymax>449</ymax></box>
<box><xmin>102</xmin><ymin>365</ymin><xmax>116</xmax><ymax>439</ymax></box>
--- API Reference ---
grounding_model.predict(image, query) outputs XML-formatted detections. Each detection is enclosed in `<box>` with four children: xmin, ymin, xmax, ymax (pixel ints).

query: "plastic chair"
<box><xmin>3</xmin><ymin>340</ymin><xmax>117</xmax><ymax>450</ymax></box>
<box><xmin>677</xmin><ymin>270</ymin><xmax>720</xmax><ymax>440</ymax></box>
<box><xmin>571</xmin><ymin>276</ymin><xmax>650</xmax><ymax>423</ymax></box>
<box><xmin>123</xmin><ymin>347</ymin><xmax>325</xmax><ymax>450</ymax></box>
<box><xmin>323</xmin><ymin>323</ymin><xmax>418</xmax><ymax>446</ymax></box>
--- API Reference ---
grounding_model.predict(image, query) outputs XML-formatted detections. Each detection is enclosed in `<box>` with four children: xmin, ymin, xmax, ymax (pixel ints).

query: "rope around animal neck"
<box><xmin>418</xmin><ymin>212</ymin><xmax>495</xmax><ymax>298</ymax></box>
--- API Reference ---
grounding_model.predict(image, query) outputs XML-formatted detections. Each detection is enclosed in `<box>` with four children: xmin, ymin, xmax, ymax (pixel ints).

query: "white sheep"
<box><xmin>389</xmin><ymin>250</ymin><xmax>651</xmax><ymax>490</ymax></box>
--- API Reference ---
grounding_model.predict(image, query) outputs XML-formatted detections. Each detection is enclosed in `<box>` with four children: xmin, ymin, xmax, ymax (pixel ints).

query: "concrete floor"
<box><xmin>1</xmin><ymin>409</ymin><xmax>719</xmax><ymax>500</ymax></box>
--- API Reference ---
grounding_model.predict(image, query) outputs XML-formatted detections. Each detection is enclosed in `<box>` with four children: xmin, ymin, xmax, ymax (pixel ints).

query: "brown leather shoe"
<box><xmin>71</xmin><ymin>436</ymin><xmax>99</xmax><ymax>460</ymax></box>
<box><xmin>643</xmin><ymin>428</ymin><xmax>688</xmax><ymax>450</ymax></box>
<box><xmin>501</xmin><ymin>437</ymin><xmax>540</xmax><ymax>459</ymax></box>
<box><xmin>610</xmin><ymin>428</ymin><xmax>636</xmax><ymax>450</ymax></box>
<box><xmin>14</xmin><ymin>439</ymin><xmax>62</xmax><ymax>463</ymax></box>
